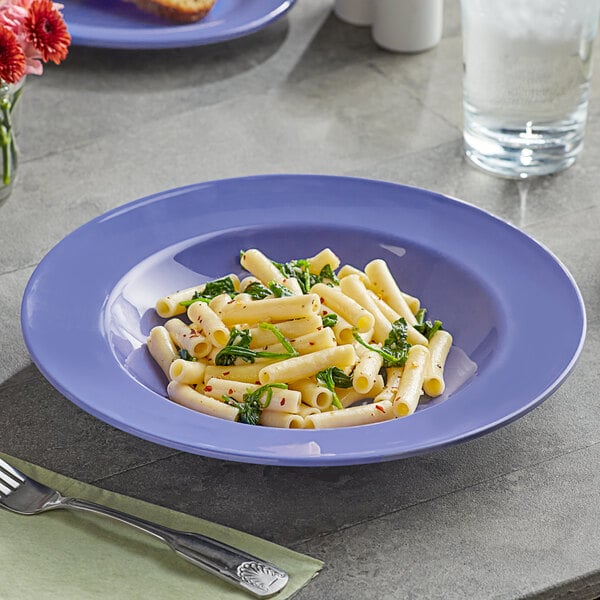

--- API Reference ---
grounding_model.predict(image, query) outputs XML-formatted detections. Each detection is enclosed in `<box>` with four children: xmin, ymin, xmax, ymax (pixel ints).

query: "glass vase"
<box><xmin>0</xmin><ymin>78</ymin><xmax>25</xmax><ymax>205</ymax></box>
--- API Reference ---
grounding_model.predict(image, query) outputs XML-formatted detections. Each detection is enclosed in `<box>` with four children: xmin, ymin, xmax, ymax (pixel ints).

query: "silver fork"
<box><xmin>0</xmin><ymin>457</ymin><xmax>288</xmax><ymax>598</ymax></box>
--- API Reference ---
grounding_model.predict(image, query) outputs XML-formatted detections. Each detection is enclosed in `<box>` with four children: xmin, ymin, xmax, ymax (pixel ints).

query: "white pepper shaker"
<box><xmin>372</xmin><ymin>0</ymin><xmax>443</xmax><ymax>53</ymax></box>
<box><xmin>334</xmin><ymin>0</ymin><xmax>373</xmax><ymax>26</ymax></box>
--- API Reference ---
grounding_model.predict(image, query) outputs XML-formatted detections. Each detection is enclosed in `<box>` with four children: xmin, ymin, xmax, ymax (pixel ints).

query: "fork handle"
<box><xmin>60</xmin><ymin>497</ymin><xmax>288</xmax><ymax>598</ymax></box>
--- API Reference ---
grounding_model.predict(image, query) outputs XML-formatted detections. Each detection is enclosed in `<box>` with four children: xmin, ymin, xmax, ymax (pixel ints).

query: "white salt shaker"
<box><xmin>372</xmin><ymin>0</ymin><xmax>443</xmax><ymax>53</ymax></box>
<box><xmin>334</xmin><ymin>0</ymin><xmax>373</xmax><ymax>26</ymax></box>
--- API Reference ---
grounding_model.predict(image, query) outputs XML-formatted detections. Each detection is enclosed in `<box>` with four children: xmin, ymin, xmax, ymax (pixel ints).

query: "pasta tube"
<box><xmin>238</xmin><ymin>276</ymin><xmax>262</xmax><ymax>292</ymax></box>
<box><xmin>338</xmin><ymin>375</ymin><xmax>385</xmax><ymax>408</ymax></box>
<box><xmin>305</xmin><ymin>400</ymin><xmax>394</xmax><ymax>429</ymax></box>
<box><xmin>248</xmin><ymin>315</ymin><xmax>322</xmax><ymax>348</ymax></box>
<box><xmin>340</xmin><ymin>274</ymin><xmax>394</xmax><ymax>344</ymax></box>
<box><xmin>167</xmin><ymin>381</ymin><xmax>239</xmax><ymax>421</ymax></box>
<box><xmin>320</xmin><ymin>304</ymin><xmax>354</xmax><ymax>345</ymax></box>
<box><xmin>423</xmin><ymin>330</ymin><xmax>453</xmax><ymax>397</ymax></box>
<box><xmin>308</xmin><ymin>248</ymin><xmax>340</xmax><ymax>274</ymax></box>
<box><xmin>187</xmin><ymin>302</ymin><xmax>230</xmax><ymax>347</ymax></box>
<box><xmin>352</xmin><ymin>349</ymin><xmax>384</xmax><ymax>394</ymax></box>
<box><xmin>338</xmin><ymin>264</ymin><xmax>373</xmax><ymax>286</ymax></box>
<box><xmin>297</xmin><ymin>403</ymin><xmax>321</xmax><ymax>418</ymax></box>
<box><xmin>208</xmin><ymin>293</ymin><xmax>233</xmax><ymax>315</ymax></box>
<box><xmin>201</xmin><ymin>378</ymin><xmax>302</xmax><ymax>413</ymax></box>
<box><xmin>259</xmin><ymin>344</ymin><xmax>357</xmax><ymax>384</ymax></box>
<box><xmin>340</xmin><ymin>265</ymin><xmax>419</xmax><ymax>312</ymax></box>
<box><xmin>147</xmin><ymin>326</ymin><xmax>178</xmax><ymax>377</ymax></box>
<box><xmin>203</xmin><ymin>362</ymin><xmax>266</xmax><ymax>384</ymax></box>
<box><xmin>240</xmin><ymin>248</ymin><xmax>302</xmax><ymax>295</ymax></box>
<box><xmin>310</xmin><ymin>283</ymin><xmax>374</xmax><ymax>333</ymax></box>
<box><xmin>219</xmin><ymin>294</ymin><xmax>320</xmax><ymax>326</ymax></box>
<box><xmin>259</xmin><ymin>411</ymin><xmax>304</xmax><ymax>429</ymax></box>
<box><xmin>366</xmin><ymin>289</ymin><xmax>428</xmax><ymax>346</ymax></box>
<box><xmin>169</xmin><ymin>358</ymin><xmax>207</xmax><ymax>385</ymax></box>
<box><xmin>289</xmin><ymin>379</ymin><xmax>333</xmax><ymax>410</ymax></box>
<box><xmin>364</xmin><ymin>259</ymin><xmax>417</xmax><ymax>325</ymax></box>
<box><xmin>155</xmin><ymin>274</ymin><xmax>240</xmax><ymax>318</ymax></box>
<box><xmin>164</xmin><ymin>318</ymin><xmax>211</xmax><ymax>358</ymax></box>
<box><xmin>263</xmin><ymin>327</ymin><xmax>336</xmax><ymax>355</ymax></box>
<box><xmin>373</xmin><ymin>367</ymin><xmax>403</xmax><ymax>403</ymax></box>
<box><xmin>393</xmin><ymin>345</ymin><xmax>430</xmax><ymax>417</ymax></box>
<box><xmin>155</xmin><ymin>285</ymin><xmax>206</xmax><ymax>319</ymax></box>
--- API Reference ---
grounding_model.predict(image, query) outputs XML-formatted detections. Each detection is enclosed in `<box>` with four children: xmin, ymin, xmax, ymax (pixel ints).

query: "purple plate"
<box><xmin>21</xmin><ymin>175</ymin><xmax>586</xmax><ymax>466</ymax></box>
<box><xmin>63</xmin><ymin>0</ymin><xmax>296</xmax><ymax>49</ymax></box>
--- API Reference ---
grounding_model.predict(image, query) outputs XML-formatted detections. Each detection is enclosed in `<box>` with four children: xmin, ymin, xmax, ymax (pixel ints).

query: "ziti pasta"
<box><xmin>146</xmin><ymin>248</ymin><xmax>452</xmax><ymax>428</ymax></box>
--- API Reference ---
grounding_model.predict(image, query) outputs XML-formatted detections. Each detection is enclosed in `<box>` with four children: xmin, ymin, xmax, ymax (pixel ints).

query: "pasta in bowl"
<box><xmin>146</xmin><ymin>247</ymin><xmax>458</xmax><ymax>429</ymax></box>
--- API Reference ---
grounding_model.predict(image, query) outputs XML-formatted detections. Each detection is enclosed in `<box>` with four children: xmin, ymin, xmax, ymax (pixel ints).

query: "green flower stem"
<box><xmin>0</xmin><ymin>128</ymin><xmax>10</xmax><ymax>186</ymax></box>
<box><xmin>0</xmin><ymin>95</ymin><xmax>13</xmax><ymax>186</ymax></box>
<box><xmin>0</xmin><ymin>81</ymin><xmax>23</xmax><ymax>188</ymax></box>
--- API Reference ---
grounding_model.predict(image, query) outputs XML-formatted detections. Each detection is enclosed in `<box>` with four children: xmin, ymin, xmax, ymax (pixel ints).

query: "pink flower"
<box><xmin>0</xmin><ymin>4</ymin><xmax>29</xmax><ymax>36</ymax></box>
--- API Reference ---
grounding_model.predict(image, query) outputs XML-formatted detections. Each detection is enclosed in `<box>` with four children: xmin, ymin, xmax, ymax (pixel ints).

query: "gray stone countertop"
<box><xmin>1</xmin><ymin>1</ymin><xmax>599</xmax><ymax>598</ymax></box>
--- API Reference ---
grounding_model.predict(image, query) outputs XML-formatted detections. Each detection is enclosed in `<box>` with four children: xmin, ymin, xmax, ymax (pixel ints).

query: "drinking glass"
<box><xmin>461</xmin><ymin>0</ymin><xmax>600</xmax><ymax>178</ymax></box>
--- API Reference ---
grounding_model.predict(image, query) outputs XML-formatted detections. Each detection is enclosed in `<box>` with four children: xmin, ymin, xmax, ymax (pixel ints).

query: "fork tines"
<box><xmin>0</xmin><ymin>458</ymin><xmax>25</xmax><ymax>496</ymax></box>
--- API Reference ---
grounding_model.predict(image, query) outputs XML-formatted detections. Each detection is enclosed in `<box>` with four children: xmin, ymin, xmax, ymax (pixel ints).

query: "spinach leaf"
<box><xmin>224</xmin><ymin>383</ymin><xmax>288</xmax><ymax>425</ymax></box>
<box><xmin>414</xmin><ymin>309</ymin><xmax>443</xmax><ymax>341</ymax></box>
<box><xmin>352</xmin><ymin>318</ymin><xmax>411</xmax><ymax>367</ymax></box>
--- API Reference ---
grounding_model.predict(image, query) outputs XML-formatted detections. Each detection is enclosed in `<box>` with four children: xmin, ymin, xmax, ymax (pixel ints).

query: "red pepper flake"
<box><xmin>309</xmin><ymin>341</ymin><xmax>315</xmax><ymax>346</ymax></box>
<box><xmin>223</xmin><ymin>371</ymin><xmax>230</xmax><ymax>376</ymax></box>
<box><xmin>317</xmin><ymin>326</ymin><xmax>323</xmax><ymax>330</ymax></box>
<box><xmin>280</xmin><ymin>398</ymin><xmax>286</xmax><ymax>406</ymax></box>
<box><xmin>255</xmin><ymin>380</ymin><xmax>260</xmax><ymax>385</ymax></box>
<box><xmin>320</xmin><ymin>297</ymin><xmax>325</xmax><ymax>303</ymax></box>
<box><xmin>375</xmin><ymin>404</ymin><xmax>385</xmax><ymax>413</ymax></box>
<box><xmin>228</xmin><ymin>388</ymin><xmax>234</xmax><ymax>394</ymax></box>
<box><xmin>322</xmin><ymin>309</ymin><xmax>328</xmax><ymax>315</ymax></box>
<box><xmin>204</xmin><ymin>385</ymin><xmax>213</xmax><ymax>392</ymax></box>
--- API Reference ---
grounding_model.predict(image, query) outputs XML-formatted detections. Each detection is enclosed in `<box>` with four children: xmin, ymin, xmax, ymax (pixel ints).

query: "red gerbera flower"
<box><xmin>0</xmin><ymin>26</ymin><xmax>26</xmax><ymax>84</ymax></box>
<box><xmin>25</xmin><ymin>0</ymin><xmax>70</xmax><ymax>65</ymax></box>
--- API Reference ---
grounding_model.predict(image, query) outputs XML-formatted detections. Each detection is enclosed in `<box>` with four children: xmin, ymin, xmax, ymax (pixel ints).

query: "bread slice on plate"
<box><xmin>128</xmin><ymin>0</ymin><xmax>218</xmax><ymax>23</ymax></box>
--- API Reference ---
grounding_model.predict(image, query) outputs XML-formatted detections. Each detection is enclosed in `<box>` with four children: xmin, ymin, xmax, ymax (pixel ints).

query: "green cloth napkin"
<box><xmin>0</xmin><ymin>452</ymin><xmax>322</xmax><ymax>599</ymax></box>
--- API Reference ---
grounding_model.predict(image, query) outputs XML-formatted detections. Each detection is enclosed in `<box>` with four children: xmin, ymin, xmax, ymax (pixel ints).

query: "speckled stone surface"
<box><xmin>1</xmin><ymin>1</ymin><xmax>600</xmax><ymax>598</ymax></box>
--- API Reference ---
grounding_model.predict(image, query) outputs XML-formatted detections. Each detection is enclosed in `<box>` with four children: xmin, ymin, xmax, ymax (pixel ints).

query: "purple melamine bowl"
<box><xmin>21</xmin><ymin>175</ymin><xmax>586</xmax><ymax>466</ymax></box>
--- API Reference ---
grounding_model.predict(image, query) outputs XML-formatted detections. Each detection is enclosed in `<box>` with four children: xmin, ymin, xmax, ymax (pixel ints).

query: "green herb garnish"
<box><xmin>224</xmin><ymin>383</ymin><xmax>288</xmax><ymax>425</ymax></box>
<box><xmin>352</xmin><ymin>318</ymin><xmax>411</xmax><ymax>367</ymax></box>
<box><xmin>178</xmin><ymin>276</ymin><xmax>237</xmax><ymax>307</ymax></box>
<box><xmin>177</xmin><ymin>348</ymin><xmax>197</xmax><ymax>362</ymax></box>
<box><xmin>178</xmin><ymin>291</ymin><xmax>211</xmax><ymax>308</ymax></box>
<box><xmin>322</xmin><ymin>313</ymin><xmax>338</xmax><ymax>328</ymax></box>
<box><xmin>272</xmin><ymin>258</ymin><xmax>313</xmax><ymax>293</ymax></box>
<box><xmin>318</xmin><ymin>264</ymin><xmax>339</xmax><ymax>285</ymax></box>
<box><xmin>243</xmin><ymin>280</ymin><xmax>294</xmax><ymax>299</ymax></box>
<box><xmin>214</xmin><ymin>328</ymin><xmax>253</xmax><ymax>366</ymax></box>
<box><xmin>271</xmin><ymin>258</ymin><xmax>339</xmax><ymax>294</ymax></box>
<box><xmin>268</xmin><ymin>281</ymin><xmax>295</xmax><ymax>297</ymax></box>
<box><xmin>414</xmin><ymin>309</ymin><xmax>443</xmax><ymax>341</ymax></box>
<box><xmin>214</xmin><ymin>324</ymin><xmax>299</xmax><ymax>366</ymax></box>
<box><xmin>244</xmin><ymin>281</ymin><xmax>272</xmax><ymax>300</ymax></box>
<box><xmin>316</xmin><ymin>367</ymin><xmax>352</xmax><ymax>410</ymax></box>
